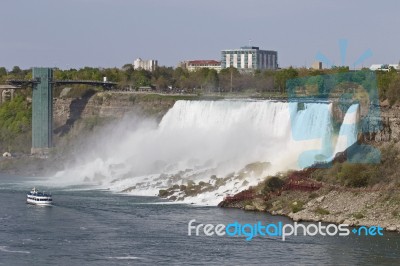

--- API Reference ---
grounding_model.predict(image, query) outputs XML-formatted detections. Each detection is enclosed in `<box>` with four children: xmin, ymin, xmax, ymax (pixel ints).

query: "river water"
<box><xmin>0</xmin><ymin>175</ymin><xmax>399</xmax><ymax>266</ymax></box>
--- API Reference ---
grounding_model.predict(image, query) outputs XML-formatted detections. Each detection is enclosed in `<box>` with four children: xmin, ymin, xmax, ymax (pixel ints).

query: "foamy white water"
<box><xmin>50</xmin><ymin>100</ymin><xmax>358</xmax><ymax>205</ymax></box>
<box><xmin>334</xmin><ymin>104</ymin><xmax>359</xmax><ymax>154</ymax></box>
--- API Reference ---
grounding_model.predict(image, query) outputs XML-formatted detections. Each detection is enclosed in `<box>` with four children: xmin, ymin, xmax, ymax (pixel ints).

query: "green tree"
<box><xmin>122</xmin><ymin>64</ymin><xmax>134</xmax><ymax>82</ymax></box>
<box><xmin>387</xmin><ymin>74</ymin><xmax>400</xmax><ymax>105</ymax></box>
<box><xmin>173</xmin><ymin>67</ymin><xmax>189</xmax><ymax>89</ymax></box>
<box><xmin>10</xmin><ymin>66</ymin><xmax>22</xmax><ymax>75</ymax></box>
<box><xmin>219</xmin><ymin>67</ymin><xmax>240</xmax><ymax>92</ymax></box>
<box><xmin>331</xmin><ymin>66</ymin><xmax>350</xmax><ymax>73</ymax></box>
<box><xmin>377</xmin><ymin>68</ymin><xmax>398</xmax><ymax>100</ymax></box>
<box><xmin>0</xmin><ymin>67</ymin><xmax>7</xmax><ymax>83</ymax></box>
<box><xmin>0</xmin><ymin>95</ymin><xmax>32</xmax><ymax>153</ymax></box>
<box><xmin>0</xmin><ymin>67</ymin><xmax>7</xmax><ymax>77</ymax></box>
<box><xmin>155</xmin><ymin>76</ymin><xmax>168</xmax><ymax>90</ymax></box>
<box><xmin>275</xmin><ymin>67</ymin><xmax>298</xmax><ymax>93</ymax></box>
<box><xmin>133</xmin><ymin>69</ymin><xmax>151</xmax><ymax>87</ymax></box>
<box><xmin>204</xmin><ymin>69</ymin><xmax>219</xmax><ymax>92</ymax></box>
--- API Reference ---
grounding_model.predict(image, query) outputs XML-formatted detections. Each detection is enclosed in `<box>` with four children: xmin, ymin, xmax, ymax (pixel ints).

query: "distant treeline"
<box><xmin>0</xmin><ymin>65</ymin><xmax>399</xmax><ymax>104</ymax></box>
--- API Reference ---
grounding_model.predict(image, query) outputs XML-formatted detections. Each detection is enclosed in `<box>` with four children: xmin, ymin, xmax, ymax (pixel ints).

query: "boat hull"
<box><xmin>26</xmin><ymin>188</ymin><xmax>53</xmax><ymax>206</ymax></box>
<box><xmin>26</xmin><ymin>198</ymin><xmax>52</xmax><ymax>206</ymax></box>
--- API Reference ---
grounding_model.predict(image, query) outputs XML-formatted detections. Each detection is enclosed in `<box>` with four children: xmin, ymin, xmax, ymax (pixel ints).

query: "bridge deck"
<box><xmin>5</xmin><ymin>79</ymin><xmax>38</xmax><ymax>87</ymax></box>
<box><xmin>5</xmin><ymin>79</ymin><xmax>117</xmax><ymax>89</ymax></box>
<box><xmin>53</xmin><ymin>80</ymin><xmax>117</xmax><ymax>88</ymax></box>
<box><xmin>0</xmin><ymin>85</ymin><xmax>18</xmax><ymax>89</ymax></box>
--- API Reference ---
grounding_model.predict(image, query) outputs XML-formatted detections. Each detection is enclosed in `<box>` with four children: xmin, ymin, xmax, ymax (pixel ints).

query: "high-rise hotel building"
<box><xmin>221</xmin><ymin>46</ymin><xmax>278</xmax><ymax>71</ymax></box>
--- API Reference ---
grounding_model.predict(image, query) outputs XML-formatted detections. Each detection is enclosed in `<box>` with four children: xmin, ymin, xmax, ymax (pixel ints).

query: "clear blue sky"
<box><xmin>0</xmin><ymin>0</ymin><xmax>399</xmax><ymax>70</ymax></box>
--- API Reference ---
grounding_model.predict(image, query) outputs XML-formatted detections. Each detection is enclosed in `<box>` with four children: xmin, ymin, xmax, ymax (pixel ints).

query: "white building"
<box><xmin>134</xmin><ymin>58</ymin><xmax>158</xmax><ymax>72</ymax></box>
<box><xmin>369</xmin><ymin>64</ymin><xmax>400</xmax><ymax>71</ymax></box>
<box><xmin>311</xmin><ymin>61</ymin><xmax>323</xmax><ymax>70</ymax></box>
<box><xmin>179</xmin><ymin>60</ymin><xmax>221</xmax><ymax>72</ymax></box>
<box><xmin>221</xmin><ymin>46</ymin><xmax>278</xmax><ymax>71</ymax></box>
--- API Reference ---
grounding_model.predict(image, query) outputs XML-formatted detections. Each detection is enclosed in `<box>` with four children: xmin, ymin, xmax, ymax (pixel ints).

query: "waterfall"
<box><xmin>334</xmin><ymin>104</ymin><xmax>359</xmax><ymax>154</ymax></box>
<box><xmin>52</xmin><ymin>100</ymin><xmax>358</xmax><ymax>205</ymax></box>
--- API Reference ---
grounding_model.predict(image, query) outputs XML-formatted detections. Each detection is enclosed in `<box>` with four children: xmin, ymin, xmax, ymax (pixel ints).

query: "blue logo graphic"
<box><xmin>352</xmin><ymin>226</ymin><xmax>384</xmax><ymax>236</ymax></box>
<box><xmin>316</xmin><ymin>39</ymin><xmax>373</xmax><ymax>69</ymax></box>
<box><xmin>287</xmin><ymin>40</ymin><xmax>381</xmax><ymax>168</ymax></box>
<box><xmin>188</xmin><ymin>220</ymin><xmax>384</xmax><ymax>241</ymax></box>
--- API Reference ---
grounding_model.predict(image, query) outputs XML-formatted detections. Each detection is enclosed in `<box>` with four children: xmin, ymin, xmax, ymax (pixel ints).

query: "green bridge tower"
<box><xmin>31</xmin><ymin>67</ymin><xmax>53</xmax><ymax>155</ymax></box>
<box><xmin>5</xmin><ymin>67</ymin><xmax>116</xmax><ymax>155</ymax></box>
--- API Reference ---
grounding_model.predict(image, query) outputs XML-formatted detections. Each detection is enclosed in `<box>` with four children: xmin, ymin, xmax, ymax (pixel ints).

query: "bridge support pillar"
<box><xmin>31</xmin><ymin>68</ymin><xmax>53</xmax><ymax>155</ymax></box>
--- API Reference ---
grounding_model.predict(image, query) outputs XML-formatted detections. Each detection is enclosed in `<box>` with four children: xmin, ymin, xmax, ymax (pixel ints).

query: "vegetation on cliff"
<box><xmin>0</xmin><ymin>95</ymin><xmax>31</xmax><ymax>153</ymax></box>
<box><xmin>311</xmin><ymin>143</ymin><xmax>400</xmax><ymax>187</ymax></box>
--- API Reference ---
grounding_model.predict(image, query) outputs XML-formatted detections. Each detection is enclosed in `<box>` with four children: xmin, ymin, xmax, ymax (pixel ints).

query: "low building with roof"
<box><xmin>179</xmin><ymin>60</ymin><xmax>221</xmax><ymax>72</ymax></box>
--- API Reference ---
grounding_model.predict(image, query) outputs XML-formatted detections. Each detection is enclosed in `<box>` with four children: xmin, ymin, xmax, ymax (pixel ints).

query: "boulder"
<box><xmin>2</xmin><ymin>152</ymin><xmax>11</xmax><ymax>157</ymax></box>
<box><xmin>244</xmin><ymin>205</ymin><xmax>256</xmax><ymax>211</ymax></box>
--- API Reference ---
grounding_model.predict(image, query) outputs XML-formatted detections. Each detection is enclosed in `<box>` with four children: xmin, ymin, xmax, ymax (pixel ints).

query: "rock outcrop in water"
<box><xmin>157</xmin><ymin>162</ymin><xmax>271</xmax><ymax>202</ymax></box>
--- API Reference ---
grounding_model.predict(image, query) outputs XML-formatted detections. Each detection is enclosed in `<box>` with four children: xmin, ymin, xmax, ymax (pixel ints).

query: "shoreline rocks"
<box><xmin>219</xmin><ymin>187</ymin><xmax>400</xmax><ymax>232</ymax></box>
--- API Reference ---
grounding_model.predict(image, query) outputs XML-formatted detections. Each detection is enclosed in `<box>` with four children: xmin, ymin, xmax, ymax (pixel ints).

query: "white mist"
<box><xmin>50</xmin><ymin>100</ymin><xmax>359</xmax><ymax>205</ymax></box>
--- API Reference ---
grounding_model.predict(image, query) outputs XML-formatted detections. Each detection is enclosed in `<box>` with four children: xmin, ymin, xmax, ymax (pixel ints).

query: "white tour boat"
<box><xmin>26</xmin><ymin>187</ymin><xmax>53</xmax><ymax>205</ymax></box>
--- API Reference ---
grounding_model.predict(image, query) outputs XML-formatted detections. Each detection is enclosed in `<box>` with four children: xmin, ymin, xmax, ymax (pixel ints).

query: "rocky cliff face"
<box><xmin>371</xmin><ymin>104</ymin><xmax>400</xmax><ymax>143</ymax></box>
<box><xmin>330</xmin><ymin>100</ymin><xmax>400</xmax><ymax>144</ymax></box>
<box><xmin>53</xmin><ymin>92</ymin><xmax>178</xmax><ymax>137</ymax></box>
